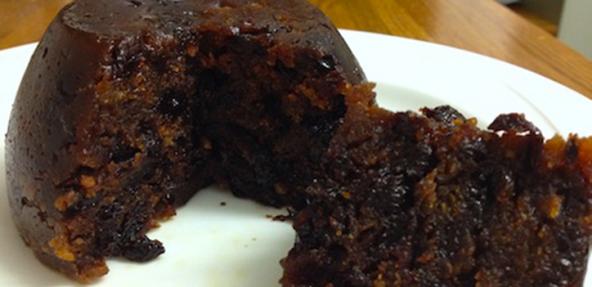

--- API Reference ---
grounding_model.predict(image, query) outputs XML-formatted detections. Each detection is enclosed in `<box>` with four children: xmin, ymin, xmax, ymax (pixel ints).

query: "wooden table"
<box><xmin>1</xmin><ymin>0</ymin><xmax>591</xmax><ymax>98</ymax></box>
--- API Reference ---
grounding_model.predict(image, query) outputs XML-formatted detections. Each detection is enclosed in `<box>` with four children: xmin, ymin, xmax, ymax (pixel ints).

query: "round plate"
<box><xmin>0</xmin><ymin>30</ymin><xmax>591</xmax><ymax>286</ymax></box>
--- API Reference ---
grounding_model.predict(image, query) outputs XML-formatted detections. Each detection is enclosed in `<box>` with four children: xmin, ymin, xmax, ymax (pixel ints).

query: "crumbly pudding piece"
<box><xmin>6</xmin><ymin>0</ymin><xmax>364</xmax><ymax>281</ymax></box>
<box><xmin>281</xmin><ymin>87</ymin><xmax>592</xmax><ymax>287</ymax></box>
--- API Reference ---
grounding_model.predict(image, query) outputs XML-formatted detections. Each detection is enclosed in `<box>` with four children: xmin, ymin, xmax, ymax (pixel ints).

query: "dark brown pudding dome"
<box><xmin>6</xmin><ymin>0</ymin><xmax>592</xmax><ymax>286</ymax></box>
<box><xmin>6</xmin><ymin>0</ymin><xmax>365</xmax><ymax>281</ymax></box>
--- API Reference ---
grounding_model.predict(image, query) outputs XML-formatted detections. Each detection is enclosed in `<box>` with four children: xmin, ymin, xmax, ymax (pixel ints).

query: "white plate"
<box><xmin>1</xmin><ymin>30</ymin><xmax>592</xmax><ymax>286</ymax></box>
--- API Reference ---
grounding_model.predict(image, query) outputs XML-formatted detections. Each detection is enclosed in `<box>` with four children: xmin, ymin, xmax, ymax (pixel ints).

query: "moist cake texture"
<box><xmin>6</xmin><ymin>0</ymin><xmax>592</xmax><ymax>286</ymax></box>
<box><xmin>281</xmin><ymin>88</ymin><xmax>592</xmax><ymax>286</ymax></box>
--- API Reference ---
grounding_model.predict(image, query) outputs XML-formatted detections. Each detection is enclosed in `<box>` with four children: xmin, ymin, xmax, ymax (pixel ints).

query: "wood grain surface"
<box><xmin>1</xmin><ymin>0</ymin><xmax>591</xmax><ymax>98</ymax></box>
